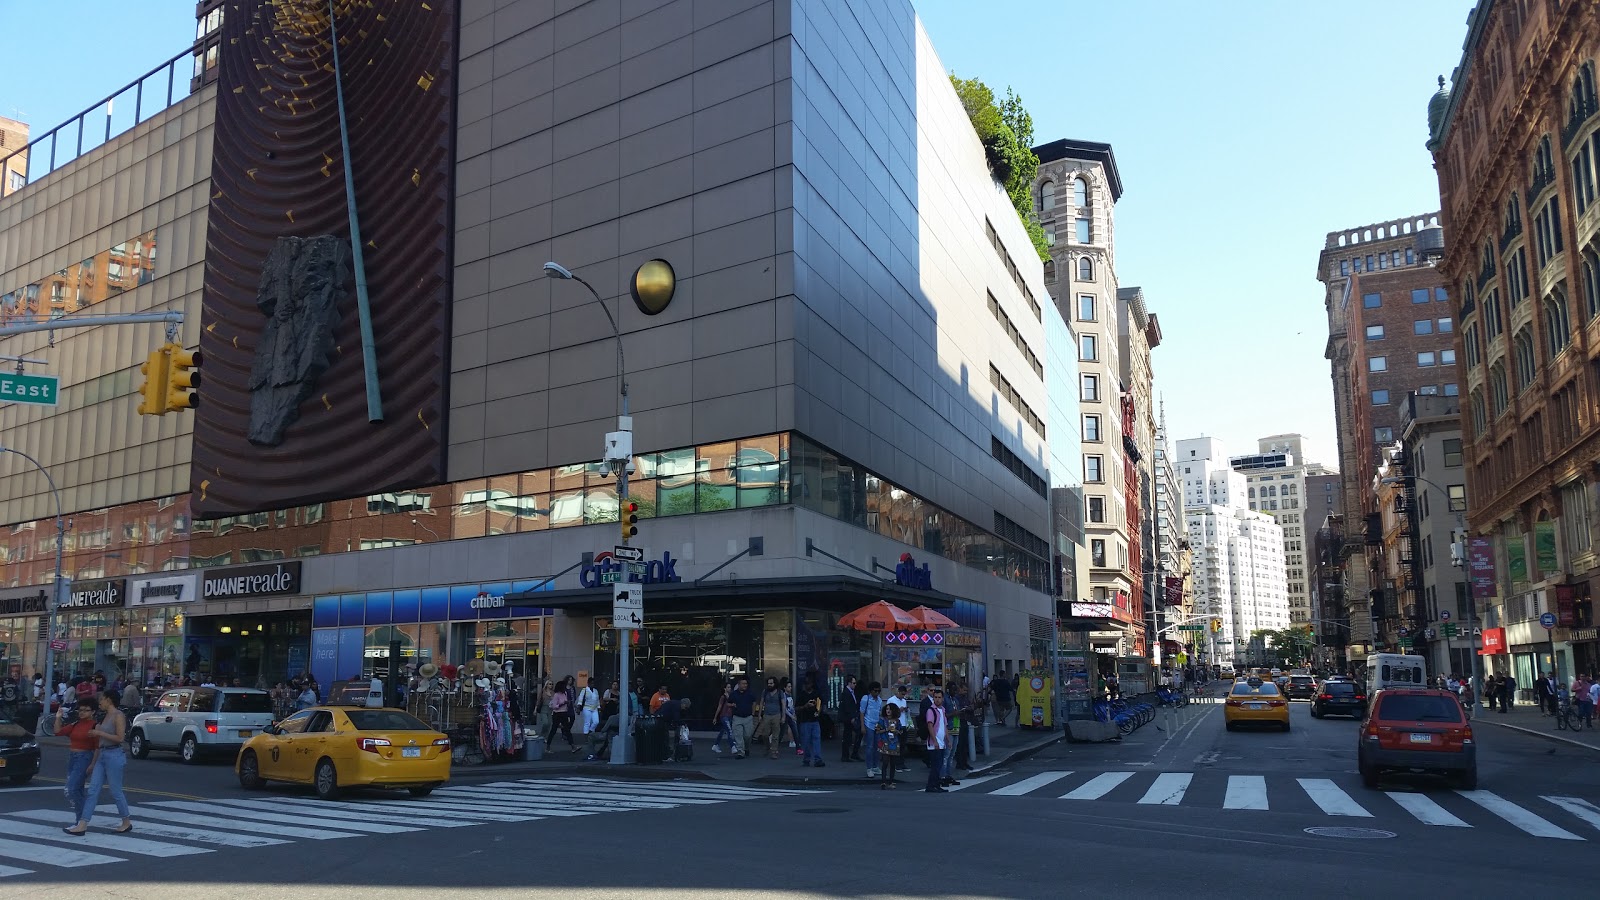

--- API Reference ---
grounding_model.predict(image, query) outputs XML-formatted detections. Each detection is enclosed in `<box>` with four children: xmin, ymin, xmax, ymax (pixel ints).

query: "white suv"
<box><xmin>129</xmin><ymin>687</ymin><xmax>276</xmax><ymax>763</ymax></box>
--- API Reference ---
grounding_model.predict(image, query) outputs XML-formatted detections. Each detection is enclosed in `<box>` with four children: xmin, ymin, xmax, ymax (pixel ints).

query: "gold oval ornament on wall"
<box><xmin>630</xmin><ymin>258</ymin><xmax>676</xmax><ymax>316</ymax></box>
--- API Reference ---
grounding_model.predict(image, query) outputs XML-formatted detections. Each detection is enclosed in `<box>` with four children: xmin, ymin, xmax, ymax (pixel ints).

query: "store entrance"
<box><xmin>184</xmin><ymin>611</ymin><xmax>311</xmax><ymax>687</ymax></box>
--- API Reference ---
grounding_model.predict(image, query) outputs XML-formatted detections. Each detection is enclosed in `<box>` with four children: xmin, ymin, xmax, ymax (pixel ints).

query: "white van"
<box><xmin>1366</xmin><ymin>653</ymin><xmax>1427</xmax><ymax>693</ymax></box>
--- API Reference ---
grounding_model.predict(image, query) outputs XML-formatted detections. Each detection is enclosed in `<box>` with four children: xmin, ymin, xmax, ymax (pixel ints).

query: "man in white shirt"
<box><xmin>922</xmin><ymin>688</ymin><xmax>949</xmax><ymax>794</ymax></box>
<box><xmin>577</xmin><ymin>676</ymin><xmax>601</xmax><ymax>735</ymax></box>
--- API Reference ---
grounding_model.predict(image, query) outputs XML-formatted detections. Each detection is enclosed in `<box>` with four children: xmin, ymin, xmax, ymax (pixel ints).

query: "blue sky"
<box><xmin>2</xmin><ymin>0</ymin><xmax>1475</xmax><ymax>468</ymax></box>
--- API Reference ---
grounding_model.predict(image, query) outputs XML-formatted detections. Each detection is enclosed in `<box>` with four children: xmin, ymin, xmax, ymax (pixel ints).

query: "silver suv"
<box><xmin>129</xmin><ymin>687</ymin><xmax>275</xmax><ymax>763</ymax></box>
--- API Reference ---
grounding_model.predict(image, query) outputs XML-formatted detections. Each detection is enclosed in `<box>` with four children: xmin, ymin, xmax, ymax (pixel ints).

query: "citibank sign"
<box><xmin>580</xmin><ymin>550</ymin><xmax>681</xmax><ymax>588</ymax></box>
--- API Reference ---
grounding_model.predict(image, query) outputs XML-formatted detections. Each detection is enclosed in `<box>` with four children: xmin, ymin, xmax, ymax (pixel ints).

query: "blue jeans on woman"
<box><xmin>713</xmin><ymin>716</ymin><xmax>734</xmax><ymax>752</ymax></box>
<box><xmin>81</xmin><ymin>747</ymin><xmax>130</xmax><ymax>823</ymax></box>
<box><xmin>863</xmin><ymin>725</ymin><xmax>880</xmax><ymax>771</ymax></box>
<box><xmin>799</xmin><ymin>721</ymin><xmax>822</xmax><ymax>764</ymax></box>
<box><xmin>64</xmin><ymin>750</ymin><xmax>94</xmax><ymax>822</ymax></box>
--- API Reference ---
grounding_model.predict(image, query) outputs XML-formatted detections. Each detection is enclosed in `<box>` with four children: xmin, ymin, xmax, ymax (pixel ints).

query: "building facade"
<box><xmin>0</xmin><ymin>117</ymin><xmax>26</xmax><ymax>198</ymax></box>
<box><xmin>1427</xmin><ymin>0</ymin><xmax>1600</xmax><ymax>683</ymax></box>
<box><xmin>1232</xmin><ymin>433</ymin><xmax>1335</xmax><ymax>625</ymax></box>
<box><xmin>0</xmin><ymin>1</ymin><xmax>1067</xmax><ymax>714</ymax></box>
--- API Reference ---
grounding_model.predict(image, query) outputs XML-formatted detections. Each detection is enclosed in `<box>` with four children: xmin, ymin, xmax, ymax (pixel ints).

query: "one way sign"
<box><xmin>612</xmin><ymin>583</ymin><xmax>643</xmax><ymax>630</ymax></box>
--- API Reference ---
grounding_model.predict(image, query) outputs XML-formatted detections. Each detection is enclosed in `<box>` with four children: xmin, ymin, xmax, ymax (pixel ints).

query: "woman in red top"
<box><xmin>54</xmin><ymin>697</ymin><xmax>99</xmax><ymax>825</ymax></box>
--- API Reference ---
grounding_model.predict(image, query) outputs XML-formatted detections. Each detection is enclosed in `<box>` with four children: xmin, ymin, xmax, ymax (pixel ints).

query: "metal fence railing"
<box><xmin>1</xmin><ymin>45</ymin><xmax>197</xmax><ymax>193</ymax></box>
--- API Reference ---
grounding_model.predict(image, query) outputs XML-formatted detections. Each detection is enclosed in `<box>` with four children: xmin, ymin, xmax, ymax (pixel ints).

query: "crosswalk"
<box><xmin>0</xmin><ymin>777</ymin><xmax>807</xmax><ymax>879</ymax></box>
<box><xmin>957</xmin><ymin>769</ymin><xmax>1599</xmax><ymax>840</ymax></box>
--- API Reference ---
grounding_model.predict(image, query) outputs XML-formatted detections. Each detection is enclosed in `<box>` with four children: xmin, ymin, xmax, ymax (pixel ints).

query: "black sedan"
<box><xmin>0</xmin><ymin>715</ymin><xmax>41</xmax><ymax>785</ymax></box>
<box><xmin>1310</xmin><ymin>680</ymin><xmax>1368</xmax><ymax>719</ymax></box>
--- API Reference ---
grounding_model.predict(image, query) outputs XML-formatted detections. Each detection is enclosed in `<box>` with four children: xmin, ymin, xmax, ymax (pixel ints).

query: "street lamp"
<box><xmin>0</xmin><ymin>444</ymin><xmax>66</xmax><ymax>731</ymax></box>
<box><xmin>543</xmin><ymin>259</ymin><xmax>675</xmax><ymax>765</ymax></box>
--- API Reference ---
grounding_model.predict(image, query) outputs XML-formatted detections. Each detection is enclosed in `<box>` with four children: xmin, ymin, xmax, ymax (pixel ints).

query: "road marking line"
<box><xmin>11</xmin><ymin>809</ymin><xmax>290</xmax><ymax>847</ymax></box>
<box><xmin>112</xmin><ymin>805</ymin><xmax>359</xmax><ymax>840</ymax></box>
<box><xmin>148</xmin><ymin>801</ymin><xmax>420</xmax><ymax>834</ymax></box>
<box><xmin>0</xmin><ymin>785</ymin><xmax>71</xmax><ymax>793</ymax></box>
<box><xmin>990</xmin><ymin>771</ymin><xmax>1073</xmax><ymax>796</ymax></box>
<box><xmin>208</xmin><ymin>797</ymin><xmax>475</xmax><ymax>829</ymax></box>
<box><xmin>0</xmin><ymin>864</ymin><xmax>33</xmax><ymax>878</ymax></box>
<box><xmin>284</xmin><ymin>796</ymin><xmax>555</xmax><ymax>821</ymax></box>
<box><xmin>531</xmin><ymin>782</ymin><xmax>784</xmax><ymax>800</ymax></box>
<box><xmin>263</xmin><ymin>795</ymin><xmax>543</xmax><ymax>822</ymax></box>
<box><xmin>381</xmin><ymin>797</ymin><xmax>597</xmax><ymax>817</ymax></box>
<box><xmin>0</xmin><ymin>835</ymin><xmax>123</xmax><ymax>868</ymax></box>
<box><xmin>944</xmin><ymin>774</ymin><xmax>1005</xmax><ymax>792</ymax></box>
<box><xmin>1385</xmin><ymin>792</ymin><xmax>1471</xmax><ymax>827</ymax></box>
<box><xmin>1541</xmin><ymin>796</ymin><xmax>1600</xmax><ymax>834</ymax></box>
<box><xmin>1061</xmin><ymin>772</ymin><xmax>1133</xmax><ymax>800</ymax></box>
<box><xmin>1223</xmin><ymin>775</ymin><xmax>1269</xmax><ymax>810</ymax></box>
<box><xmin>555</xmin><ymin>778</ymin><xmax>811</xmax><ymax>796</ymax></box>
<box><xmin>1138</xmin><ymin>773</ymin><xmax>1192</xmax><ymax>806</ymax></box>
<box><xmin>1296</xmin><ymin>779</ymin><xmax>1372</xmax><ymax>817</ymax></box>
<box><xmin>0</xmin><ymin>818</ymin><xmax>211</xmax><ymax>858</ymax></box>
<box><xmin>436</xmin><ymin>787</ymin><xmax>684</xmax><ymax>809</ymax></box>
<box><xmin>1459</xmin><ymin>791</ymin><xmax>1583</xmax><ymax>840</ymax></box>
<box><xmin>489</xmin><ymin>782</ymin><xmax>723</xmax><ymax>804</ymax></box>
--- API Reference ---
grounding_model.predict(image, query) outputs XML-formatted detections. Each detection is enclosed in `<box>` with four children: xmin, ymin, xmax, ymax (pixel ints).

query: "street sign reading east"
<box><xmin>0</xmin><ymin>372</ymin><xmax>58</xmax><ymax>406</ymax></box>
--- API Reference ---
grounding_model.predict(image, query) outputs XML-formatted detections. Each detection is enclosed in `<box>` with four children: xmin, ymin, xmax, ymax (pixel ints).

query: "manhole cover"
<box><xmin>1303</xmin><ymin>826</ymin><xmax>1396</xmax><ymax>840</ymax></box>
<box><xmin>793</xmin><ymin>807</ymin><xmax>850</xmax><ymax>815</ymax></box>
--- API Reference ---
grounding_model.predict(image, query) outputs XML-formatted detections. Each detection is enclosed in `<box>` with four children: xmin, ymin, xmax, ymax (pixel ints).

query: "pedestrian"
<box><xmin>875</xmin><ymin>702</ymin><xmax>902</xmax><ymax>790</ymax></box>
<box><xmin>922</xmin><ymin>687</ymin><xmax>949</xmax><ymax>793</ymax></box>
<box><xmin>839</xmin><ymin>675</ymin><xmax>862</xmax><ymax>763</ymax></box>
<box><xmin>711</xmin><ymin>682</ymin><xmax>736</xmax><ymax>756</ymax></box>
<box><xmin>940</xmin><ymin>682</ymin><xmax>961</xmax><ymax>787</ymax></box>
<box><xmin>796</xmin><ymin>681</ymin><xmax>824</xmax><ymax>767</ymax></box>
<box><xmin>1588</xmin><ymin>674</ymin><xmax>1600</xmax><ymax>724</ymax></box>
<box><xmin>1482</xmin><ymin>674</ymin><xmax>1498</xmax><ymax>712</ymax></box>
<box><xmin>727</xmin><ymin>676</ymin><xmax>756</xmax><ymax>759</ymax></box>
<box><xmin>577</xmin><ymin>676</ymin><xmax>600</xmax><ymax>736</ymax></box>
<box><xmin>56</xmin><ymin>697</ymin><xmax>99</xmax><ymax>825</ymax></box>
<box><xmin>860</xmin><ymin>682</ymin><xmax>884</xmax><ymax>779</ymax></box>
<box><xmin>295</xmin><ymin>681</ymin><xmax>318</xmax><ymax>710</ymax></box>
<box><xmin>1499</xmin><ymin>673</ymin><xmax>1517</xmax><ymax>712</ymax></box>
<box><xmin>1572</xmin><ymin>674</ymin><xmax>1593</xmax><ymax>728</ymax></box>
<box><xmin>754</xmin><ymin>677</ymin><xmax>784</xmax><ymax>759</ymax></box>
<box><xmin>649</xmin><ymin>683</ymin><xmax>672</xmax><ymax>714</ymax></box>
<box><xmin>119</xmin><ymin>680</ymin><xmax>141</xmax><ymax>719</ymax></box>
<box><xmin>535</xmin><ymin>680</ymin><xmax>554</xmax><ymax>742</ymax></box>
<box><xmin>1535</xmin><ymin>670</ymin><xmax>1555</xmax><ymax>716</ymax></box>
<box><xmin>547</xmin><ymin>678</ymin><xmax>577</xmax><ymax>752</ymax></box>
<box><xmin>1457</xmin><ymin>678</ymin><xmax>1476</xmax><ymax>720</ymax></box>
<box><xmin>781</xmin><ymin>679</ymin><xmax>799</xmax><ymax>752</ymax></box>
<box><xmin>63</xmin><ymin>690</ymin><xmax>132</xmax><ymax>835</ymax></box>
<box><xmin>990</xmin><ymin>670</ymin><xmax>1013</xmax><ymax>725</ymax></box>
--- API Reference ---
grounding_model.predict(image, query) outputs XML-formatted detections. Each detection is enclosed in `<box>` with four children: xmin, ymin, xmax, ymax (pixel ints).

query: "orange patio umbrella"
<box><xmin>907</xmin><ymin>605</ymin><xmax>959</xmax><ymax>630</ymax></box>
<box><xmin>837</xmin><ymin>600</ymin><xmax>919</xmax><ymax>632</ymax></box>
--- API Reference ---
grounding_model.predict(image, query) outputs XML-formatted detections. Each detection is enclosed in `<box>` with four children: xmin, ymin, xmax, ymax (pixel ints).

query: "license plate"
<box><xmin>402</xmin><ymin>747</ymin><xmax>421</xmax><ymax>758</ymax></box>
<box><xmin>238</xmin><ymin>730</ymin><xmax>252</xmax><ymax>738</ymax></box>
<box><xmin>1248</xmin><ymin>703</ymin><xmax>1266</xmax><ymax>710</ymax></box>
<box><xmin>1409</xmin><ymin>733</ymin><xmax>1433</xmax><ymax>744</ymax></box>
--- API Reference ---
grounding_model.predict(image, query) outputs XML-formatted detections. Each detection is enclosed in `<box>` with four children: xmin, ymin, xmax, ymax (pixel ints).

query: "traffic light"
<box><xmin>164</xmin><ymin>343</ymin><xmax>201</xmax><ymax>412</ymax></box>
<box><xmin>1210</xmin><ymin>618</ymin><xmax>1223</xmax><ymax>633</ymax></box>
<box><xmin>620</xmin><ymin>501</ymin><xmax>638</xmax><ymax>542</ymax></box>
<box><xmin>136</xmin><ymin>346</ymin><xmax>170</xmax><ymax>416</ymax></box>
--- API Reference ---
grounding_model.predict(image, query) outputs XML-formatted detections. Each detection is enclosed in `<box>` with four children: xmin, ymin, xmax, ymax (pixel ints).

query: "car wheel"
<box><xmin>238</xmin><ymin>750</ymin><xmax>266</xmax><ymax>790</ymax></box>
<box><xmin>408</xmin><ymin>786</ymin><xmax>435</xmax><ymax>797</ymax></box>
<box><xmin>1225</xmin><ymin>721</ymin><xmax>1237</xmax><ymax>731</ymax></box>
<box><xmin>314</xmin><ymin>758</ymin><xmax>340</xmax><ymax>800</ymax></box>
<box><xmin>8</xmin><ymin>774</ymin><xmax>34</xmax><ymax>786</ymax></box>
<box><xmin>1310</xmin><ymin>706</ymin><xmax>1322</xmax><ymax>718</ymax></box>
<box><xmin>1455</xmin><ymin>768</ymin><xmax>1478</xmax><ymax>791</ymax></box>
<box><xmin>179</xmin><ymin>735</ymin><xmax>200</xmax><ymax>765</ymax></box>
<box><xmin>1282</xmin><ymin>720</ymin><xmax>1291</xmax><ymax>732</ymax></box>
<box><xmin>128</xmin><ymin>729</ymin><xmax>149</xmax><ymax>760</ymax></box>
<box><xmin>1359</xmin><ymin>758</ymin><xmax>1378</xmax><ymax>789</ymax></box>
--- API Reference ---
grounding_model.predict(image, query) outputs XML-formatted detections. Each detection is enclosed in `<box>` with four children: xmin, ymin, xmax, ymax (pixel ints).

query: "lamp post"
<box><xmin>543</xmin><ymin>259</ymin><xmax>674</xmax><ymax>765</ymax></box>
<box><xmin>0</xmin><ymin>444</ymin><xmax>66</xmax><ymax>729</ymax></box>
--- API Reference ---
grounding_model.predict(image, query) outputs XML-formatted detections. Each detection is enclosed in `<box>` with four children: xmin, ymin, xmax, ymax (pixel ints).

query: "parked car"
<box><xmin>1357</xmin><ymin>688</ymin><xmax>1475</xmax><ymax>789</ymax></box>
<box><xmin>236</xmin><ymin>705</ymin><xmax>450</xmax><ymax>799</ymax></box>
<box><xmin>129</xmin><ymin>687</ymin><xmax>276</xmax><ymax>763</ymax></box>
<box><xmin>0</xmin><ymin>713</ymin><xmax>41</xmax><ymax>785</ymax></box>
<box><xmin>1310</xmin><ymin>680</ymin><xmax>1367</xmax><ymax>718</ymax></box>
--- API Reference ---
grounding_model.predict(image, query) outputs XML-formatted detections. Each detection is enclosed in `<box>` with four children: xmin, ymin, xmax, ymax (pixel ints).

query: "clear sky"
<box><xmin>913</xmin><ymin>0</ymin><xmax>1474</xmax><ymax>468</ymax></box>
<box><xmin>2</xmin><ymin>1</ymin><xmax>1476</xmax><ymax>469</ymax></box>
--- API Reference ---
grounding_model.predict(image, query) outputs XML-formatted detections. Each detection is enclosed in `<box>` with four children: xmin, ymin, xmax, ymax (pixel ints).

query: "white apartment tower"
<box><xmin>1230</xmin><ymin>434</ymin><xmax>1336</xmax><ymax>625</ymax></box>
<box><xmin>1179</xmin><ymin>437</ymin><xmax>1291</xmax><ymax>663</ymax></box>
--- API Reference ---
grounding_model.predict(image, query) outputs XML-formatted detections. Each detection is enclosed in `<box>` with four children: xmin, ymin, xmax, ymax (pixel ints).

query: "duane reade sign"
<box><xmin>129</xmin><ymin>574</ymin><xmax>198</xmax><ymax>607</ymax></box>
<box><xmin>202</xmin><ymin>562</ymin><xmax>303</xmax><ymax>599</ymax></box>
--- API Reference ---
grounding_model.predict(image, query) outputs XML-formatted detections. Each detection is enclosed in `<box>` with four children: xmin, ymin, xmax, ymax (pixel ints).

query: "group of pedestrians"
<box><xmin>53</xmin><ymin>689</ymin><xmax>133</xmax><ymax>836</ymax></box>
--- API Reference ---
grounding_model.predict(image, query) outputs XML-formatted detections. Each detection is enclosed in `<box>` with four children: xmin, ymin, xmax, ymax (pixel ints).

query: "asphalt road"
<box><xmin>0</xmin><ymin>696</ymin><xmax>1595</xmax><ymax>899</ymax></box>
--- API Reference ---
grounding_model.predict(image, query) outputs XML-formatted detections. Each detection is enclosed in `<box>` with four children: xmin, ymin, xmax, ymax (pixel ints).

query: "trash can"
<box><xmin>634</xmin><ymin>714</ymin><xmax>668</xmax><ymax>764</ymax></box>
<box><xmin>522</xmin><ymin>733</ymin><xmax>545</xmax><ymax>761</ymax></box>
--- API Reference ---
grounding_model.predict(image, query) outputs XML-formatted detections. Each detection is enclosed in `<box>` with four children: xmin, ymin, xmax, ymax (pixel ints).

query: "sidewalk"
<box><xmin>1472</xmin><ymin>701</ymin><xmax>1600</xmax><ymax>752</ymax></box>
<box><xmin>451</xmin><ymin>721</ymin><xmax>1062</xmax><ymax>786</ymax></box>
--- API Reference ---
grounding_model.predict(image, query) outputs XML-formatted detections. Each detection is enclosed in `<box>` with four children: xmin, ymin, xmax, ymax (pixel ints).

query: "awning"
<box><xmin>503</xmin><ymin>575</ymin><xmax>960</xmax><ymax>618</ymax></box>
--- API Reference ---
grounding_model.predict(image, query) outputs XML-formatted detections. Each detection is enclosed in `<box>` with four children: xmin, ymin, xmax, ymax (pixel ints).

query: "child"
<box><xmin>876</xmin><ymin>703</ymin><xmax>902</xmax><ymax>790</ymax></box>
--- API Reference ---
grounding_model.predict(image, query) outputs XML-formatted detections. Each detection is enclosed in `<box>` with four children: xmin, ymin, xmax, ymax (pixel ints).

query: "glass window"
<box><xmin>1044</xmin><ymin>223</ymin><xmax>1056</xmax><ymax>246</ymax></box>
<box><xmin>1363</xmin><ymin>292</ymin><xmax>1382</xmax><ymax>308</ymax></box>
<box><xmin>1084</xmin><ymin>455</ymin><xmax>1103</xmax><ymax>482</ymax></box>
<box><xmin>1368</xmin><ymin>356</ymin><xmax>1387</xmax><ymax>372</ymax></box>
<box><xmin>1443</xmin><ymin>382</ymin><xmax>1459</xmax><ymax>397</ymax></box>
<box><xmin>1412</xmin><ymin>288</ymin><xmax>1431</xmax><ymax>304</ymax></box>
<box><xmin>1072</xmin><ymin>178</ymin><xmax>1088</xmax><ymax>207</ymax></box>
<box><xmin>1088</xmin><ymin>496</ymin><xmax>1105</xmax><ymax>523</ymax></box>
<box><xmin>1437</xmin><ymin>317</ymin><xmax>1453</xmax><ymax>333</ymax></box>
<box><xmin>1083</xmin><ymin>414</ymin><xmax>1101</xmax><ymax>441</ymax></box>
<box><xmin>1077</xmin><ymin>257</ymin><xmax>1093</xmax><ymax>281</ymax></box>
<box><xmin>1366</xmin><ymin>324</ymin><xmax>1385</xmax><ymax>339</ymax></box>
<box><xmin>1075</xmin><ymin>218</ymin><xmax>1091</xmax><ymax>243</ymax></box>
<box><xmin>1440</xmin><ymin>349</ymin><xmax>1455</xmax><ymax>365</ymax></box>
<box><xmin>1081</xmin><ymin>374</ymin><xmax>1100</xmax><ymax>402</ymax></box>
<box><xmin>1039</xmin><ymin>180</ymin><xmax>1054</xmax><ymax>211</ymax></box>
<box><xmin>1418</xmin><ymin>385</ymin><xmax>1439</xmax><ymax>395</ymax></box>
<box><xmin>1079</xmin><ymin>334</ymin><xmax>1097</xmax><ymax>361</ymax></box>
<box><xmin>1375</xmin><ymin>427</ymin><xmax>1394</xmax><ymax>443</ymax></box>
<box><xmin>1443</xmin><ymin>438</ymin><xmax>1462</xmax><ymax>467</ymax></box>
<box><xmin>1091</xmin><ymin>539</ymin><xmax>1106</xmax><ymax>567</ymax></box>
<box><xmin>1447</xmin><ymin>485</ymin><xmax>1467</xmax><ymax>512</ymax></box>
<box><xmin>1371</xmin><ymin>389</ymin><xmax>1390</xmax><ymax>405</ymax></box>
<box><xmin>1417</xmin><ymin>351</ymin><xmax>1436</xmax><ymax>367</ymax></box>
<box><xmin>1077</xmin><ymin>294</ymin><xmax>1095</xmax><ymax>321</ymax></box>
<box><xmin>1414</xmin><ymin>319</ymin><xmax>1433</xmax><ymax>335</ymax></box>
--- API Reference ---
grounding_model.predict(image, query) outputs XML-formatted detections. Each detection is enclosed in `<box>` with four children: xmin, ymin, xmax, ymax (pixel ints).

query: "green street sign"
<box><xmin>1177</xmin><ymin>624</ymin><xmax>1205</xmax><ymax>632</ymax></box>
<box><xmin>0</xmin><ymin>371</ymin><xmax>58</xmax><ymax>406</ymax></box>
<box><xmin>1443</xmin><ymin>623</ymin><xmax>1458</xmax><ymax>638</ymax></box>
<box><xmin>600</xmin><ymin>572</ymin><xmax>623</xmax><ymax>584</ymax></box>
<box><xmin>1398</xmin><ymin>638</ymin><xmax>1413</xmax><ymax>649</ymax></box>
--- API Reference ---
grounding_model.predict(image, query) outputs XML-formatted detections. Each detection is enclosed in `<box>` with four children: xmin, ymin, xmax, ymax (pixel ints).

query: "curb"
<box><xmin>1475</xmin><ymin>716</ymin><xmax>1600</xmax><ymax>753</ymax></box>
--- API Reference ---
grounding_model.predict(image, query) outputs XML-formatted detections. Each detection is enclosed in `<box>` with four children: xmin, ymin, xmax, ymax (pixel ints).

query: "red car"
<box><xmin>1358</xmin><ymin>688</ymin><xmax>1476</xmax><ymax>790</ymax></box>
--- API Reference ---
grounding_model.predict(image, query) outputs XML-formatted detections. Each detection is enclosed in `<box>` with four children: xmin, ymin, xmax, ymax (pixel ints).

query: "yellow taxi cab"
<box><xmin>235</xmin><ymin>705</ymin><xmax>451</xmax><ymax>799</ymax></box>
<box><xmin>1224</xmin><ymin>677</ymin><xmax>1291</xmax><ymax>732</ymax></box>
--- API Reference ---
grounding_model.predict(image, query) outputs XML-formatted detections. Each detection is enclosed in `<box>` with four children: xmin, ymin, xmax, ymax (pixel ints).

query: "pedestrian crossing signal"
<box><xmin>620</xmin><ymin>501</ymin><xmax>638</xmax><ymax>541</ymax></box>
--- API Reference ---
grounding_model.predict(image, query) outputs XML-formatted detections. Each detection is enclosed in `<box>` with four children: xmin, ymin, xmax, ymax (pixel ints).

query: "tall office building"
<box><xmin>1231</xmin><ymin>434</ymin><xmax>1335</xmax><ymax>625</ymax></box>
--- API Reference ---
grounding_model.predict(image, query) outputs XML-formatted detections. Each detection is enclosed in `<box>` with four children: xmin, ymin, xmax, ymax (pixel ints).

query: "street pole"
<box><xmin>0</xmin><ymin>445</ymin><xmax>66</xmax><ymax>731</ymax></box>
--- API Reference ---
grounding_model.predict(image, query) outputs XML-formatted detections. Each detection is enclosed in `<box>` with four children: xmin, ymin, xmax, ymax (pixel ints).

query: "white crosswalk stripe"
<box><xmin>1062</xmin><ymin>771</ymin><xmax>1133</xmax><ymax>800</ymax></box>
<box><xmin>990</xmin><ymin>771</ymin><xmax>1073</xmax><ymax>796</ymax></box>
<box><xmin>1296</xmin><ymin>779</ymin><xmax>1371</xmax><ymax>817</ymax></box>
<box><xmin>1541</xmin><ymin>796</ymin><xmax>1600</xmax><ymax>834</ymax></box>
<box><xmin>0</xmin><ymin>777</ymin><xmax>807</xmax><ymax>880</ymax></box>
<box><xmin>944</xmin><ymin>774</ymin><xmax>1006</xmax><ymax>792</ymax></box>
<box><xmin>1458</xmin><ymin>791</ymin><xmax>1583</xmax><ymax>840</ymax></box>
<box><xmin>1138</xmin><ymin>773</ymin><xmax>1192</xmax><ymax>806</ymax></box>
<box><xmin>1223</xmin><ymin>775</ymin><xmax>1268</xmax><ymax>810</ymax></box>
<box><xmin>1386</xmin><ymin>792</ymin><xmax>1470</xmax><ymax>827</ymax></box>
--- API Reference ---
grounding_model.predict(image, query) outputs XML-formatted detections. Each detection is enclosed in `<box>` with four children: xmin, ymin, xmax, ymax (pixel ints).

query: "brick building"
<box><xmin>1426</xmin><ymin>0</ymin><xmax>1600</xmax><ymax>681</ymax></box>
